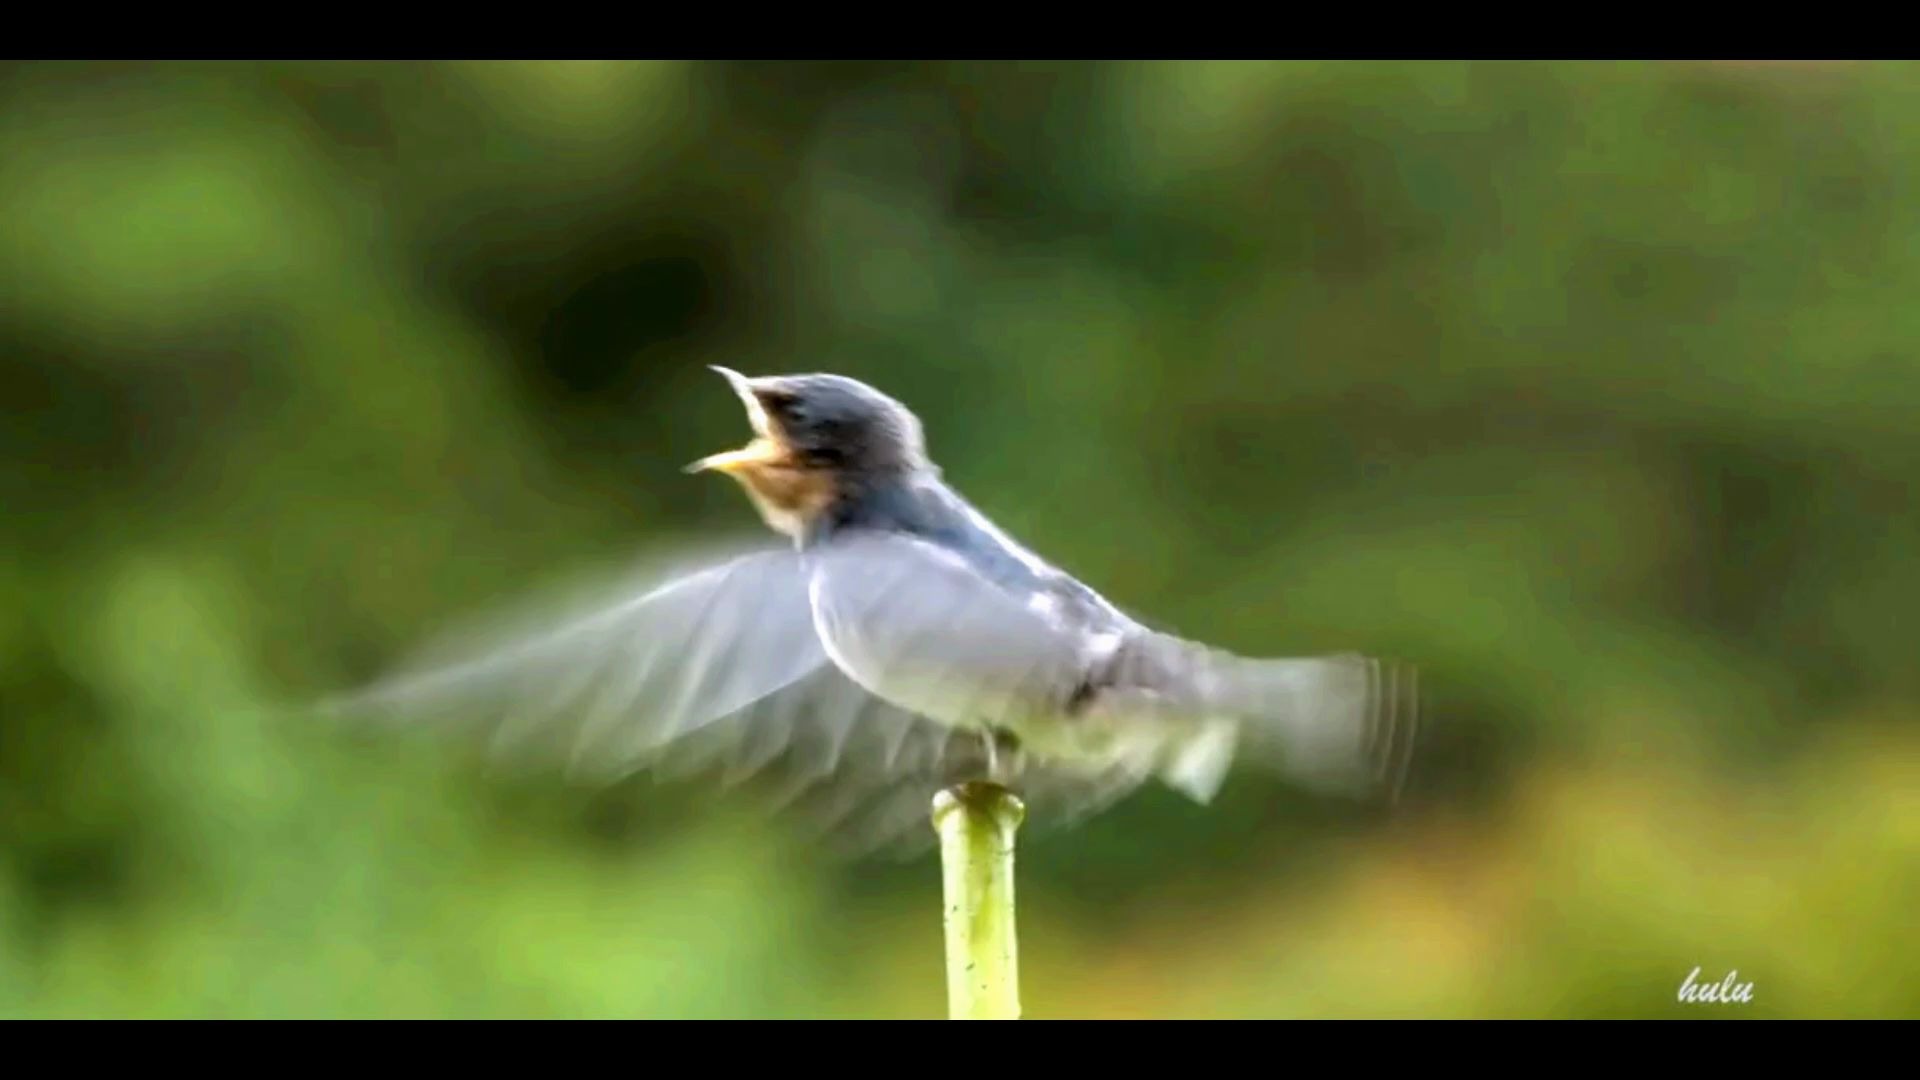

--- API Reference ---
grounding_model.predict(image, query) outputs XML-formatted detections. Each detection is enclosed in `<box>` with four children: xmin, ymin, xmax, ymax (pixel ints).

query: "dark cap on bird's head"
<box><xmin>688</xmin><ymin>366</ymin><xmax>928</xmax><ymax>537</ymax></box>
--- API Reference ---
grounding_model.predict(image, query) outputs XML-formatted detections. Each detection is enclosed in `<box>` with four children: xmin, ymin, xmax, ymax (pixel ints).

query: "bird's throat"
<box><xmin>727</xmin><ymin>460</ymin><xmax>839</xmax><ymax>540</ymax></box>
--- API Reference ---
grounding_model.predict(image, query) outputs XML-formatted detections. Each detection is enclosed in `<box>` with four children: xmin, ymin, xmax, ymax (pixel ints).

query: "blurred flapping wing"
<box><xmin>318</xmin><ymin>536</ymin><xmax>1118</xmax><ymax>857</ymax></box>
<box><xmin>320</xmin><ymin>542</ymin><xmax>835</xmax><ymax>783</ymax></box>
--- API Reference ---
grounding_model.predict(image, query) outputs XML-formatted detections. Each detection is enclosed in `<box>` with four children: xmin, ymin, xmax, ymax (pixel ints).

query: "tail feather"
<box><xmin>1219</xmin><ymin>651</ymin><xmax>1420</xmax><ymax>802</ymax></box>
<box><xmin>1133</xmin><ymin>637</ymin><xmax>1422</xmax><ymax>804</ymax></box>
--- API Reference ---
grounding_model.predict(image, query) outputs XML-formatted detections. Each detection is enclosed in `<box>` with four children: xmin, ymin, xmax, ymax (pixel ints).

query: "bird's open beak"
<box><xmin>685</xmin><ymin>365</ymin><xmax>789</xmax><ymax>475</ymax></box>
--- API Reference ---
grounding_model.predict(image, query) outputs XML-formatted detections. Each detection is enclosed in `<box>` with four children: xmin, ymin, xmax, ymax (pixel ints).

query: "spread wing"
<box><xmin>316</xmin><ymin>536</ymin><xmax>1143</xmax><ymax>858</ymax></box>
<box><xmin>319</xmin><ymin>541</ymin><xmax>835</xmax><ymax>781</ymax></box>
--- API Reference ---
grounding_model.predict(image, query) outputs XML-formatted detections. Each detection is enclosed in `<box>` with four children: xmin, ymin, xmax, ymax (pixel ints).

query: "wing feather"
<box><xmin>316</xmin><ymin>527</ymin><xmax>1411</xmax><ymax>861</ymax></box>
<box><xmin>320</xmin><ymin>542</ymin><xmax>833</xmax><ymax>782</ymax></box>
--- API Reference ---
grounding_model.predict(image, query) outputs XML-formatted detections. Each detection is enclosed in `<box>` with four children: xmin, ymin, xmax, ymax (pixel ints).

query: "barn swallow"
<box><xmin>328</xmin><ymin>367</ymin><xmax>1419</xmax><ymax>857</ymax></box>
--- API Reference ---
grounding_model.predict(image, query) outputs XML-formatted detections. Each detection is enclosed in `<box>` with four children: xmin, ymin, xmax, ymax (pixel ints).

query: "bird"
<box><xmin>323</xmin><ymin>366</ymin><xmax>1420</xmax><ymax>858</ymax></box>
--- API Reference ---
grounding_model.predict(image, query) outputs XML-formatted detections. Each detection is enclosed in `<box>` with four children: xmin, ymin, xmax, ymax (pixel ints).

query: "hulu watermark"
<box><xmin>1678</xmin><ymin>967</ymin><xmax>1754</xmax><ymax>1005</ymax></box>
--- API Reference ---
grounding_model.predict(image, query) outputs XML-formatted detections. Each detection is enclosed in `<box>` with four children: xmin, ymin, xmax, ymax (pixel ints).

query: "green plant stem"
<box><xmin>932</xmin><ymin>781</ymin><xmax>1025</xmax><ymax>1020</ymax></box>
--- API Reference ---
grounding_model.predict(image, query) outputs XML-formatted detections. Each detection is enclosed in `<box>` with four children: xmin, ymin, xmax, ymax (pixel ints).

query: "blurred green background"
<box><xmin>2</xmin><ymin>60</ymin><xmax>1915</xmax><ymax>1019</ymax></box>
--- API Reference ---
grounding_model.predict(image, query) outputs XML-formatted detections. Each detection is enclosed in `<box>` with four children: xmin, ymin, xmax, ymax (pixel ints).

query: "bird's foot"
<box><xmin>979</xmin><ymin>727</ymin><xmax>1022</xmax><ymax>787</ymax></box>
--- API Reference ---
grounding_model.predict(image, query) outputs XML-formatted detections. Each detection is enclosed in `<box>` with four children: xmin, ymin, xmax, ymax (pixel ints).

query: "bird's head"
<box><xmin>688</xmin><ymin>367</ymin><xmax>927</xmax><ymax>536</ymax></box>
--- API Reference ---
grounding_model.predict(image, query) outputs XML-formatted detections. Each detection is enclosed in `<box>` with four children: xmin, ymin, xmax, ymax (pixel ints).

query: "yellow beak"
<box><xmin>685</xmin><ymin>439</ymin><xmax>786</xmax><ymax>475</ymax></box>
<box><xmin>686</xmin><ymin>365</ymin><xmax>787</xmax><ymax>475</ymax></box>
